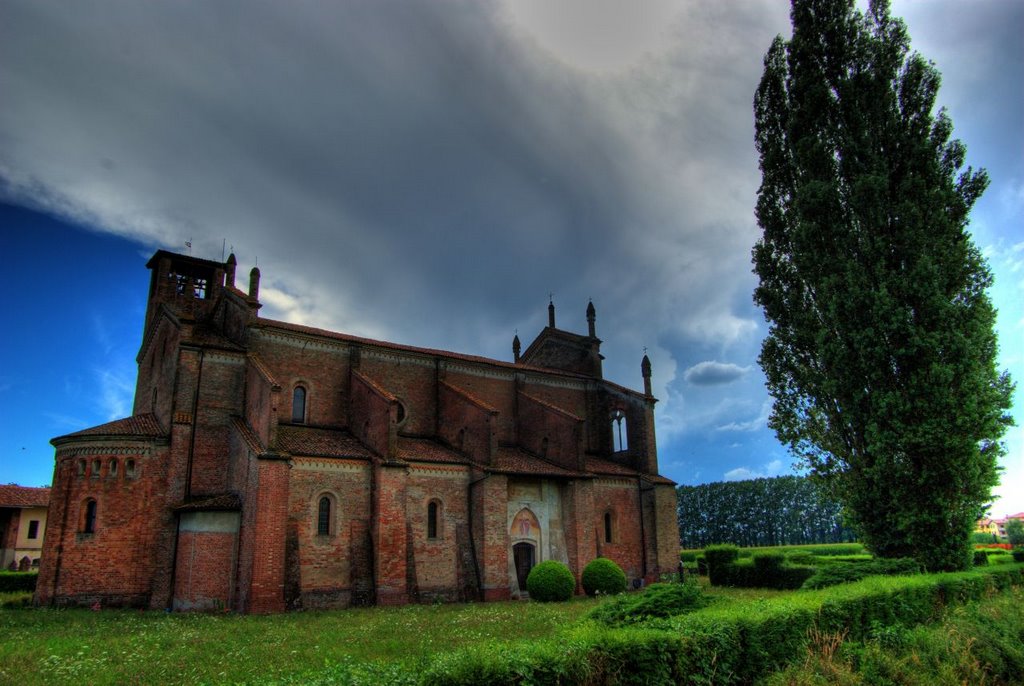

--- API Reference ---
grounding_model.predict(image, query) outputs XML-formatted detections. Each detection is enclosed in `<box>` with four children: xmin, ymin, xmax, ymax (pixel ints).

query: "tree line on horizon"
<box><xmin>676</xmin><ymin>475</ymin><xmax>856</xmax><ymax>549</ymax></box>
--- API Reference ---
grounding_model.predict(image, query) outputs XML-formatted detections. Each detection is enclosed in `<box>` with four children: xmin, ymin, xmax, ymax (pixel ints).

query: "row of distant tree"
<box><xmin>676</xmin><ymin>475</ymin><xmax>856</xmax><ymax>549</ymax></box>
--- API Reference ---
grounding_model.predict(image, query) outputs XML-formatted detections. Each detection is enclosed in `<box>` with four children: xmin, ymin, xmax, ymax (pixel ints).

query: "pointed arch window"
<box><xmin>611</xmin><ymin>409</ymin><xmax>628</xmax><ymax>452</ymax></box>
<box><xmin>292</xmin><ymin>386</ymin><xmax>307</xmax><ymax>424</ymax></box>
<box><xmin>427</xmin><ymin>500</ymin><xmax>441</xmax><ymax>540</ymax></box>
<box><xmin>604</xmin><ymin>510</ymin><xmax>614</xmax><ymax>544</ymax></box>
<box><xmin>82</xmin><ymin>499</ymin><xmax>97</xmax><ymax>534</ymax></box>
<box><xmin>317</xmin><ymin>495</ymin><xmax>332</xmax><ymax>536</ymax></box>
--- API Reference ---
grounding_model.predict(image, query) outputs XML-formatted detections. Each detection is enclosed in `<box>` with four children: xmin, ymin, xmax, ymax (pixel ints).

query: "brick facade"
<box><xmin>36</xmin><ymin>250</ymin><xmax>679</xmax><ymax>612</ymax></box>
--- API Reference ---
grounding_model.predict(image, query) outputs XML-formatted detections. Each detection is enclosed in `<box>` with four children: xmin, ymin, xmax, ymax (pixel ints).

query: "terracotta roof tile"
<box><xmin>230</xmin><ymin>417</ymin><xmax>267</xmax><ymax>454</ymax></box>
<box><xmin>518</xmin><ymin>392</ymin><xmax>583</xmax><ymax>422</ymax></box>
<box><xmin>258</xmin><ymin>319</ymin><xmax>597</xmax><ymax>382</ymax></box>
<box><xmin>55</xmin><ymin>414</ymin><xmax>165</xmax><ymax>441</ymax></box>
<box><xmin>397</xmin><ymin>437</ymin><xmax>468</xmax><ymax>464</ymax></box>
<box><xmin>584</xmin><ymin>457</ymin><xmax>639</xmax><ymax>477</ymax></box>
<box><xmin>276</xmin><ymin>425</ymin><xmax>373</xmax><ymax>459</ymax></box>
<box><xmin>490</xmin><ymin>447</ymin><xmax>585</xmax><ymax>478</ymax></box>
<box><xmin>0</xmin><ymin>485</ymin><xmax>51</xmax><ymax>508</ymax></box>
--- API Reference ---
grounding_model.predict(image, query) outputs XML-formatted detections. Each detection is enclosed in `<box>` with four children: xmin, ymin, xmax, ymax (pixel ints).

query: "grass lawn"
<box><xmin>0</xmin><ymin>596</ymin><xmax>601</xmax><ymax>685</ymax></box>
<box><xmin>0</xmin><ymin>581</ymin><xmax>777</xmax><ymax>685</ymax></box>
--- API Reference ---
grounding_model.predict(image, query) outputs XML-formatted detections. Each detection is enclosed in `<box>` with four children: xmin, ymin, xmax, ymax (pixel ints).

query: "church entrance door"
<box><xmin>513</xmin><ymin>542</ymin><xmax>535</xmax><ymax>592</ymax></box>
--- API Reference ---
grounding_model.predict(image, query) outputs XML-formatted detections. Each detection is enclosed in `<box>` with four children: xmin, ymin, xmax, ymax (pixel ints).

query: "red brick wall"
<box><xmin>38</xmin><ymin>444</ymin><xmax>174</xmax><ymax>607</ymax></box>
<box><xmin>173</xmin><ymin>523</ymin><xmax>238</xmax><ymax>611</ymax></box>
<box><xmin>360</xmin><ymin>354</ymin><xmax>437</xmax><ymax>437</ymax></box>
<box><xmin>592</xmin><ymin>479</ymin><xmax>645</xmax><ymax>582</ymax></box>
<box><xmin>517</xmin><ymin>391</ymin><xmax>583</xmax><ymax>470</ymax></box>
<box><xmin>287</xmin><ymin>459</ymin><xmax>372</xmax><ymax>609</ymax></box>
<box><xmin>444</xmin><ymin>371</ymin><xmax>517</xmax><ymax>443</ymax></box>
<box><xmin>248</xmin><ymin>458</ymin><xmax>289</xmax><ymax>613</ymax></box>
<box><xmin>406</xmin><ymin>465</ymin><xmax>469</xmax><ymax>600</ymax></box>
<box><xmin>350</xmin><ymin>371</ymin><xmax>395</xmax><ymax>457</ymax></box>
<box><xmin>372</xmin><ymin>464</ymin><xmax>409</xmax><ymax>605</ymax></box>
<box><xmin>474</xmin><ymin>474</ymin><xmax>510</xmax><ymax>601</ymax></box>
<box><xmin>438</xmin><ymin>382</ymin><xmax>496</xmax><ymax>464</ymax></box>
<box><xmin>254</xmin><ymin>337</ymin><xmax>350</xmax><ymax>428</ymax></box>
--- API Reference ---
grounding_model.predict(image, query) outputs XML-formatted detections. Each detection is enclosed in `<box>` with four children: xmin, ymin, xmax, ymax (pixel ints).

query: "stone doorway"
<box><xmin>513</xmin><ymin>542</ymin><xmax>535</xmax><ymax>592</ymax></box>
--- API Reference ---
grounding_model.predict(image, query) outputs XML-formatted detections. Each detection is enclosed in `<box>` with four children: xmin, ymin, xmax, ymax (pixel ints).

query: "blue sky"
<box><xmin>1</xmin><ymin>0</ymin><xmax>1021</xmax><ymax>517</ymax></box>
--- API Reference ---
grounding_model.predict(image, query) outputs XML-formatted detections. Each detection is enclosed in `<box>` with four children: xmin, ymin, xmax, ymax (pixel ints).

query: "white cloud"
<box><xmin>723</xmin><ymin>458</ymin><xmax>785</xmax><ymax>481</ymax></box>
<box><xmin>94</xmin><ymin>366</ymin><xmax>134</xmax><ymax>422</ymax></box>
<box><xmin>715</xmin><ymin>399</ymin><xmax>772</xmax><ymax>432</ymax></box>
<box><xmin>684</xmin><ymin>361</ymin><xmax>751</xmax><ymax>386</ymax></box>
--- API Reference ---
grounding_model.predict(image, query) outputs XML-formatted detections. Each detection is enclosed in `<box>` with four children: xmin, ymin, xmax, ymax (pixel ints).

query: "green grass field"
<box><xmin>2</xmin><ymin>568</ymin><xmax>1020</xmax><ymax>685</ymax></box>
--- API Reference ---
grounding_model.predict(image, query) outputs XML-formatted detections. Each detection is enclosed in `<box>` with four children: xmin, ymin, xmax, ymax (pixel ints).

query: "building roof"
<box><xmin>0</xmin><ymin>485</ymin><xmax>51</xmax><ymax>508</ymax></box>
<box><xmin>276</xmin><ymin>425</ymin><xmax>374</xmax><ymax>459</ymax></box>
<box><xmin>490</xmin><ymin>447</ymin><xmax>586</xmax><ymax>478</ymax></box>
<box><xmin>53</xmin><ymin>414</ymin><xmax>166</xmax><ymax>443</ymax></box>
<box><xmin>397</xmin><ymin>437</ymin><xmax>467</xmax><ymax>465</ymax></box>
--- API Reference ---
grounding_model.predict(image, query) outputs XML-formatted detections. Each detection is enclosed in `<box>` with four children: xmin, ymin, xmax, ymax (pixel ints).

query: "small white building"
<box><xmin>0</xmin><ymin>485</ymin><xmax>51</xmax><ymax>570</ymax></box>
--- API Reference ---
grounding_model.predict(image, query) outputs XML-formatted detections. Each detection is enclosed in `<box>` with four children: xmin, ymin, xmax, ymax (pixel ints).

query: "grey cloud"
<box><xmin>684</xmin><ymin>361</ymin><xmax>751</xmax><ymax>386</ymax></box>
<box><xmin>3</xmin><ymin>0</ymin><xmax>1020</xmax><ymax>490</ymax></box>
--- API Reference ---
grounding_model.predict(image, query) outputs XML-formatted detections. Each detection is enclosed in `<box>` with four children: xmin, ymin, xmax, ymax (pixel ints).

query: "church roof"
<box><xmin>490</xmin><ymin>447</ymin><xmax>586</xmax><ymax>478</ymax></box>
<box><xmin>53</xmin><ymin>414</ymin><xmax>166</xmax><ymax>443</ymax></box>
<box><xmin>397</xmin><ymin>437</ymin><xmax>467</xmax><ymax>464</ymax></box>
<box><xmin>276</xmin><ymin>425</ymin><xmax>374</xmax><ymax>459</ymax></box>
<box><xmin>0</xmin><ymin>485</ymin><xmax>51</xmax><ymax>508</ymax></box>
<box><xmin>256</xmin><ymin>319</ymin><xmax>626</xmax><ymax>389</ymax></box>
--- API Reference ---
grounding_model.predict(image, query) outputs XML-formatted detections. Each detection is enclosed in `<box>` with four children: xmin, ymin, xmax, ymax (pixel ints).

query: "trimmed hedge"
<box><xmin>0</xmin><ymin>572</ymin><xmax>38</xmax><ymax>593</ymax></box>
<box><xmin>417</xmin><ymin>565</ymin><xmax>1024</xmax><ymax>686</ymax></box>
<box><xmin>704</xmin><ymin>547</ymin><xmax>815</xmax><ymax>589</ymax></box>
<box><xmin>526</xmin><ymin>560</ymin><xmax>575</xmax><ymax>602</ymax></box>
<box><xmin>581</xmin><ymin>558</ymin><xmax>627</xmax><ymax>596</ymax></box>
<box><xmin>704</xmin><ymin>545</ymin><xmax>739</xmax><ymax>585</ymax></box>
<box><xmin>588</xmin><ymin>581</ymin><xmax>710</xmax><ymax>627</ymax></box>
<box><xmin>802</xmin><ymin>557</ymin><xmax>919</xmax><ymax>589</ymax></box>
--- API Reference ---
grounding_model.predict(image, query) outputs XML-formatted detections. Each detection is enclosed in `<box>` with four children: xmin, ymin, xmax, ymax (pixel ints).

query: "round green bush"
<box><xmin>526</xmin><ymin>560</ymin><xmax>575</xmax><ymax>602</ymax></box>
<box><xmin>581</xmin><ymin>557</ymin><xmax>627</xmax><ymax>596</ymax></box>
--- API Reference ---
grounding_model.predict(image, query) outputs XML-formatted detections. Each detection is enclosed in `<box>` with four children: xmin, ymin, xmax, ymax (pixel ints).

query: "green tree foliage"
<box><xmin>1006</xmin><ymin>519</ymin><xmax>1024</xmax><ymax>548</ymax></box>
<box><xmin>752</xmin><ymin>0</ymin><xmax>1014</xmax><ymax>571</ymax></box>
<box><xmin>677</xmin><ymin>475</ymin><xmax>854</xmax><ymax>548</ymax></box>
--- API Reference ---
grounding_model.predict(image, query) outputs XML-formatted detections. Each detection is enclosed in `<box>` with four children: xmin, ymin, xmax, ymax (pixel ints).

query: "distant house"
<box><xmin>0</xmin><ymin>485</ymin><xmax>51</xmax><ymax>570</ymax></box>
<box><xmin>976</xmin><ymin>512</ymin><xmax>1024</xmax><ymax>540</ymax></box>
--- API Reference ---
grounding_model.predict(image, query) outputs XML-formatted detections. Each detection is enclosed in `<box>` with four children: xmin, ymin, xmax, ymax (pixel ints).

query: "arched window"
<box><xmin>317</xmin><ymin>496</ymin><xmax>332</xmax><ymax>536</ymax></box>
<box><xmin>125</xmin><ymin>459</ymin><xmax>136</xmax><ymax>478</ymax></box>
<box><xmin>427</xmin><ymin>501</ymin><xmax>440</xmax><ymax>540</ymax></box>
<box><xmin>109</xmin><ymin>459</ymin><xmax>118</xmax><ymax>478</ymax></box>
<box><xmin>82</xmin><ymin>499</ymin><xmax>97</xmax><ymax>534</ymax></box>
<box><xmin>604</xmin><ymin>511</ymin><xmax>614</xmax><ymax>544</ymax></box>
<box><xmin>611</xmin><ymin>410</ymin><xmax>628</xmax><ymax>452</ymax></box>
<box><xmin>77</xmin><ymin>460</ymin><xmax>86</xmax><ymax>477</ymax></box>
<box><xmin>92</xmin><ymin>459</ymin><xmax>102</xmax><ymax>477</ymax></box>
<box><xmin>292</xmin><ymin>386</ymin><xmax>307</xmax><ymax>423</ymax></box>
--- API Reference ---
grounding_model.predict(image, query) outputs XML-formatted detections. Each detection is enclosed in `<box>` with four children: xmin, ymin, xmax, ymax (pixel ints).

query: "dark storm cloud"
<box><xmin>2</xmin><ymin>0</ymin><xmax>1020</xmax><ymax>493</ymax></box>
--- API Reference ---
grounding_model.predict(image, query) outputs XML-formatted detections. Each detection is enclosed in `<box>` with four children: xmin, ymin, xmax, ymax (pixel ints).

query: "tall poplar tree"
<box><xmin>752</xmin><ymin>0</ymin><xmax>1014</xmax><ymax>571</ymax></box>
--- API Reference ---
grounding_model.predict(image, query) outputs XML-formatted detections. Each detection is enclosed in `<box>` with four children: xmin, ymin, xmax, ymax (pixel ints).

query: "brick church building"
<box><xmin>36</xmin><ymin>250</ymin><xmax>679</xmax><ymax>612</ymax></box>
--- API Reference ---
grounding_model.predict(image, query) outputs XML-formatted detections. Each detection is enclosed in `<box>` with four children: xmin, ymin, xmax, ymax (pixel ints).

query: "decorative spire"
<box><xmin>248</xmin><ymin>266</ymin><xmax>261</xmax><ymax>300</ymax></box>
<box><xmin>225</xmin><ymin>253</ymin><xmax>237</xmax><ymax>288</ymax></box>
<box><xmin>512</xmin><ymin>333</ymin><xmax>521</xmax><ymax>363</ymax></box>
<box><xmin>548</xmin><ymin>294</ymin><xmax>555</xmax><ymax>328</ymax></box>
<box><xmin>586</xmin><ymin>299</ymin><xmax>596</xmax><ymax>338</ymax></box>
<box><xmin>641</xmin><ymin>350</ymin><xmax>652</xmax><ymax>397</ymax></box>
